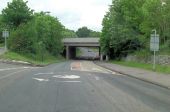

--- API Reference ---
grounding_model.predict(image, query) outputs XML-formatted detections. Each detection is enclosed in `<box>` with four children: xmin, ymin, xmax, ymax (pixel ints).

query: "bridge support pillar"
<box><xmin>66</xmin><ymin>46</ymin><xmax>70</xmax><ymax>60</ymax></box>
<box><xmin>66</xmin><ymin>46</ymin><xmax>76</xmax><ymax>60</ymax></box>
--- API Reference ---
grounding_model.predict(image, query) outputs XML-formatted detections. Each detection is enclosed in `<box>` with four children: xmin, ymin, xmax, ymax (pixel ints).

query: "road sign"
<box><xmin>2</xmin><ymin>30</ymin><xmax>9</xmax><ymax>38</ymax></box>
<box><xmin>2</xmin><ymin>30</ymin><xmax>9</xmax><ymax>52</ymax></box>
<box><xmin>150</xmin><ymin>34</ymin><xmax>159</xmax><ymax>51</ymax></box>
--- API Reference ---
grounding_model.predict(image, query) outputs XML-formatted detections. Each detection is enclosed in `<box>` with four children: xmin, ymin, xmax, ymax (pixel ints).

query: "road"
<box><xmin>77</xmin><ymin>47</ymin><xmax>99</xmax><ymax>59</ymax></box>
<box><xmin>0</xmin><ymin>61</ymin><xmax>170</xmax><ymax>112</ymax></box>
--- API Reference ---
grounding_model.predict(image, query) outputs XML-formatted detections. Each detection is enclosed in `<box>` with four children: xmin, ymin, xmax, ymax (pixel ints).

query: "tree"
<box><xmin>62</xmin><ymin>28</ymin><xmax>77</xmax><ymax>38</ymax></box>
<box><xmin>101</xmin><ymin>0</ymin><xmax>144</xmax><ymax>59</ymax></box>
<box><xmin>8</xmin><ymin>12</ymin><xmax>64</xmax><ymax>58</ymax></box>
<box><xmin>2</xmin><ymin>0</ymin><xmax>33</xmax><ymax>28</ymax></box>
<box><xmin>89</xmin><ymin>30</ymin><xmax>101</xmax><ymax>37</ymax></box>
<box><xmin>76</xmin><ymin>27</ymin><xmax>90</xmax><ymax>37</ymax></box>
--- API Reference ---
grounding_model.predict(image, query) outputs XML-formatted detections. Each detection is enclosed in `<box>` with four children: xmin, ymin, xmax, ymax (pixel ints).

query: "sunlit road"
<box><xmin>0</xmin><ymin>61</ymin><xmax>170</xmax><ymax>112</ymax></box>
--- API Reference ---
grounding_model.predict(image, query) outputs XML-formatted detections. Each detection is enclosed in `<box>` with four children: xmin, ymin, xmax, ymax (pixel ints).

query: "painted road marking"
<box><xmin>56</xmin><ymin>81</ymin><xmax>81</xmax><ymax>83</ymax></box>
<box><xmin>0</xmin><ymin>67</ymin><xmax>32</xmax><ymax>72</ymax></box>
<box><xmin>34</xmin><ymin>72</ymin><xmax>54</xmax><ymax>76</ymax></box>
<box><xmin>95</xmin><ymin>76</ymin><xmax>100</xmax><ymax>81</ymax></box>
<box><xmin>33</xmin><ymin>78</ymin><xmax>49</xmax><ymax>82</ymax></box>
<box><xmin>0</xmin><ymin>69</ymin><xmax>30</xmax><ymax>80</ymax></box>
<box><xmin>53</xmin><ymin>75</ymin><xmax>80</xmax><ymax>79</ymax></box>
<box><xmin>71</xmin><ymin>62</ymin><xmax>82</xmax><ymax>71</ymax></box>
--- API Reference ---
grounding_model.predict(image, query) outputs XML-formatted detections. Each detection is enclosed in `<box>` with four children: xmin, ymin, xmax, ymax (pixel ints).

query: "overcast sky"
<box><xmin>0</xmin><ymin>0</ymin><xmax>111</xmax><ymax>31</ymax></box>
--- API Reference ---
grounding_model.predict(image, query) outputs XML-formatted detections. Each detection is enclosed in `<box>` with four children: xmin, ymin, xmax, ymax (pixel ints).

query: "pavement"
<box><xmin>95</xmin><ymin>61</ymin><xmax>170</xmax><ymax>89</ymax></box>
<box><xmin>0</xmin><ymin>61</ymin><xmax>170</xmax><ymax>112</ymax></box>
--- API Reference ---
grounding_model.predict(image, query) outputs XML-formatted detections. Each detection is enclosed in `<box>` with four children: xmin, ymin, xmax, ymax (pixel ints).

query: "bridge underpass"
<box><xmin>63</xmin><ymin>38</ymin><xmax>106</xmax><ymax>60</ymax></box>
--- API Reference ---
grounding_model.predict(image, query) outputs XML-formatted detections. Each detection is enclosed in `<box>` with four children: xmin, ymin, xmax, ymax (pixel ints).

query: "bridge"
<box><xmin>62</xmin><ymin>38</ymin><xmax>108</xmax><ymax>60</ymax></box>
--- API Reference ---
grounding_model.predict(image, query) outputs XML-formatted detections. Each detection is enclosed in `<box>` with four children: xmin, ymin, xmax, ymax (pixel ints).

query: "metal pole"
<box><xmin>153</xmin><ymin>29</ymin><xmax>156</xmax><ymax>70</ymax></box>
<box><xmin>5</xmin><ymin>36</ymin><xmax>7</xmax><ymax>52</ymax></box>
<box><xmin>153</xmin><ymin>50</ymin><xmax>156</xmax><ymax>70</ymax></box>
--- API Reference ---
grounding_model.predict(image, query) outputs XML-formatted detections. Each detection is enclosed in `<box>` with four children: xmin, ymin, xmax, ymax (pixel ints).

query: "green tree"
<box><xmin>8</xmin><ymin>13</ymin><xmax>64</xmax><ymax>58</ymax></box>
<box><xmin>89</xmin><ymin>30</ymin><xmax>101</xmax><ymax>37</ymax></box>
<box><xmin>2</xmin><ymin>0</ymin><xmax>33</xmax><ymax>28</ymax></box>
<box><xmin>0</xmin><ymin>15</ymin><xmax>4</xmax><ymax>43</ymax></box>
<box><xmin>62</xmin><ymin>28</ymin><xmax>77</xmax><ymax>38</ymax></box>
<box><xmin>101</xmin><ymin>0</ymin><xmax>144</xmax><ymax>59</ymax></box>
<box><xmin>76</xmin><ymin>27</ymin><xmax>91</xmax><ymax>37</ymax></box>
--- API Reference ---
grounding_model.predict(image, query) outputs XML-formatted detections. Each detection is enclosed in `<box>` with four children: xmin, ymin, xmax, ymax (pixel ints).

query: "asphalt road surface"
<box><xmin>77</xmin><ymin>47</ymin><xmax>99</xmax><ymax>59</ymax></box>
<box><xmin>0</xmin><ymin>61</ymin><xmax>170</xmax><ymax>112</ymax></box>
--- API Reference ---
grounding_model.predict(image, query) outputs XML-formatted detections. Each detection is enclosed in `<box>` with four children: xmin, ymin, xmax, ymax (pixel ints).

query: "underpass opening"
<box><xmin>75</xmin><ymin>47</ymin><xmax>100</xmax><ymax>60</ymax></box>
<box><xmin>62</xmin><ymin>38</ymin><xmax>102</xmax><ymax>60</ymax></box>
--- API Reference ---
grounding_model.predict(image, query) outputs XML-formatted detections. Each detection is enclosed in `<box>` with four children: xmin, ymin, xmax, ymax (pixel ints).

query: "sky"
<box><xmin>0</xmin><ymin>0</ymin><xmax>111</xmax><ymax>31</ymax></box>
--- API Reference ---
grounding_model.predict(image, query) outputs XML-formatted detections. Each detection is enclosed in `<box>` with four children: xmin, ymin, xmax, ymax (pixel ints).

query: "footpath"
<box><xmin>95</xmin><ymin>61</ymin><xmax>170</xmax><ymax>89</ymax></box>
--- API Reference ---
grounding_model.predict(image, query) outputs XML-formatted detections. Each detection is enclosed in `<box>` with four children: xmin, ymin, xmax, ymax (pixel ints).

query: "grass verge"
<box><xmin>0</xmin><ymin>51</ymin><xmax>65</xmax><ymax>66</ymax></box>
<box><xmin>111</xmin><ymin>60</ymin><xmax>170</xmax><ymax>74</ymax></box>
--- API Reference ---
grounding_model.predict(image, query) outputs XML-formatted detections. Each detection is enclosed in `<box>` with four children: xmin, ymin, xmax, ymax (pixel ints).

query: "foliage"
<box><xmin>0</xmin><ymin>15</ymin><xmax>4</xmax><ymax>43</ymax></box>
<box><xmin>111</xmin><ymin>60</ymin><xmax>170</xmax><ymax>74</ymax></box>
<box><xmin>8</xmin><ymin>13</ymin><xmax>64</xmax><ymax>58</ymax></box>
<box><xmin>0</xmin><ymin>51</ymin><xmax>64</xmax><ymax>65</ymax></box>
<box><xmin>76</xmin><ymin>26</ymin><xmax>91</xmax><ymax>37</ymax></box>
<box><xmin>62</xmin><ymin>28</ymin><xmax>77</xmax><ymax>38</ymax></box>
<box><xmin>101</xmin><ymin>0</ymin><xmax>170</xmax><ymax>59</ymax></box>
<box><xmin>2</xmin><ymin>0</ymin><xmax>33</xmax><ymax>29</ymax></box>
<box><xmin>76</xmin><ymin>26</ymin><xmax>101</xmax><ymax>37</ymax></box>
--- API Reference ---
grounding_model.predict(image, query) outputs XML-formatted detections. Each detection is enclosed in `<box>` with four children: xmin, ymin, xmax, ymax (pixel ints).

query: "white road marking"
<box><xmin>0</xmin><ymin>67</ymin><xmax>32</xmax><ymax>72</ymax></box>
<box><xmin>53</xmin><ymin>75</ymin><xmax>80</xmax><ymax>79</ymax></box>
<box><xmin>95</xmin><ymin>76</ymin><xmax>100</xmax><ymax>81</ymax></box>
<box><xmin>0</xmin><ymin>69</ymin><xmax>30</xmax><ymax>80</ymax></box>
<box><xmin>33</xmin><ymin>78</ymin><xmax>49</xmax><ymax>82</ymax></box>
<box><xmin>34</xmin><ymin>72</ymin><xmax>54</xmax><ymax>76</ymax></box>
<box><xmin>56</xmin><ymin>81</ymin><xmax>81</xmax><ymax>83</ymax></box>
<box><xmin>112</xmin><ymin>72</ymin><xmax>116</xmax><ymax>75</ymax></box>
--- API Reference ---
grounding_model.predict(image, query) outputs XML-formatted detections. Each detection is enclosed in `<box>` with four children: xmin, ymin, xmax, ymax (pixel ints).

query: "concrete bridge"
<box><xmin>62</xmin><ymin>38</ymin><xmax>107</xmax><ymax>60</ymax></box>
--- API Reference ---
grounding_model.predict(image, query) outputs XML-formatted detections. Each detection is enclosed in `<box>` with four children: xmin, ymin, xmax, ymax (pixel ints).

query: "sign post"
<box><xmin>2</xmin><ymin>29</ymin><xmax>9</xmax><ymax>52</ymax></box>
<box><xmin>150</xmin><ymin>29</ymin><xmax>159</xmax><ymax>70</ymax></box>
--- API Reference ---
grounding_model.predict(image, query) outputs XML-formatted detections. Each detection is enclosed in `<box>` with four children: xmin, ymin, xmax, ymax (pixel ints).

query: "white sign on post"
<box><xmin>2</xmin><ymin>30</ymin><xmax>9</xmax><ymax>38</ymax></box>
<box><xmin>150</xmin><ymin>34</ymin><xmax>159</xmax><ymax>51</ymax></box>
<box><xmin>2</xmin><ymin>30</ymin><xmax>9</xmax><ymax>52</ymax></box>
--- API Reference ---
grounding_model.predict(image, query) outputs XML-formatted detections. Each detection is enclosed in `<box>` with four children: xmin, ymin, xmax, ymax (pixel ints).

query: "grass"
<box><xmin>111</xmin><ymin>60</ymin><xmax>170</xmax><ymax>74</ymax></box>
<box><xmin>0</xmin><ymin>43</ymin><xmax>4</xmax><ymax>48</ymax></box>
<box><xmin>0</xmin><ymin>51</ymin><xmax>65</xmax><ymax>66</ymax></box>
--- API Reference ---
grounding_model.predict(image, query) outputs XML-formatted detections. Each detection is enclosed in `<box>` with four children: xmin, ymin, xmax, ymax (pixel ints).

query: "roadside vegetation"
<box><xmin>101</xmin><ymin>0</ymin><xmax>170</xmax><ymax>59</ymax></box>
<box><xmin>101</xmin><ymin>0</ymin><xmax>170</xmax><ymax>72</ymax></box>
<box><xmin>0</xmin><ymin>51</ymin><xmax>64</xmax><ymax>66</ymax></box>
<box><xmin>111</xmin><ymin>60</ymin><xmax>170</xmax><ymax>74</ymax></box>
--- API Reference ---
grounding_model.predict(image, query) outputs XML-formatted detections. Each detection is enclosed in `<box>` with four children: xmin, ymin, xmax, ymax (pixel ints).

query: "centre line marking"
<box><xmin>34</xmin><ymin>72</ymin><xmax>54</xmax><ymax>76</ymax></box>
<box><xmin>0</xmin><ymin>67</ymin><xmax>32</xmax><ymax>72</ymax></box>
<box><xmin>56</xmin><ymin>81</ymin><xmax>81</xmax><ymax>83</ymax></box>
<box><xmin>0</xmin><ymin>69</ymin><xmax>29</xmax><ymax>80</ymax></box>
